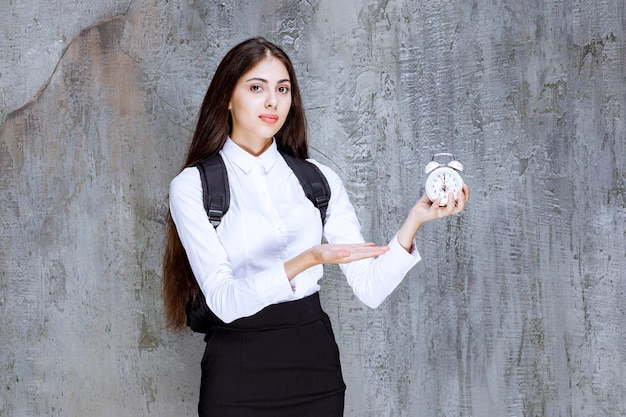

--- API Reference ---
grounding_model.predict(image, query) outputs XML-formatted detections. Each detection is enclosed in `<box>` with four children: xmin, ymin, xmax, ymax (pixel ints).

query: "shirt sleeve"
<box><xmin>168</xmin><ymin>167</ymin><xmax>295</xmax><ymax>323</ymax></box>
<box><xmin>314</xmin><ymin>162</ymin><xmax>421</xmax><ymax>308</ymax></box>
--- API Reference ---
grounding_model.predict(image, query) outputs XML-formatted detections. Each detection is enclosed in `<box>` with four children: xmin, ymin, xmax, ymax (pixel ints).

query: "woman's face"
<box><xmin>228</xmin><ymin>56</ymin><xmax>292</xmax><ymax>155</ymax></box>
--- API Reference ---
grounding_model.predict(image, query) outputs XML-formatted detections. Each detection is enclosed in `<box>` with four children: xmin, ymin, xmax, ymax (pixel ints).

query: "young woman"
<box><xmin>163</xmin><ymin>37</ymin><xmax>469</xmax><ymax>417</ymax></box>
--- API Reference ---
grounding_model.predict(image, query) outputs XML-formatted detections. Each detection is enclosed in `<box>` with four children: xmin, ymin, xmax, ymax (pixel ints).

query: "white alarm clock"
<box><xmin>424</xmin><ymin>153</ymin><xmax>464</xmax><ymax>206</ymax></box>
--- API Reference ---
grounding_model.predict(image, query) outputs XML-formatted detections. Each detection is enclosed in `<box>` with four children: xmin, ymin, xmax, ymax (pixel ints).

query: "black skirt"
<box><xmin>198</xmin><ymin>292</ymin><xmax>346</xmax><ymax>417</ymax></box>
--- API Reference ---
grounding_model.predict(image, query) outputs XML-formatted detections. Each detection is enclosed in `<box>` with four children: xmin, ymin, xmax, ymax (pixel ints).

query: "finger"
<box><xmin>335</xmin><ymin>243</ymin><xmax>386</xmax><ymax>250</ymax></box>
<box><xmin>337</xmin><ymin>250</ymin><xmax>351</xmax><ymax>259</ymax></box>
<box><xmin>443</xmin><ymin>193</ymin><xmax>456</xmax><ymax>216</ymax></box>
<box><xmin>458</xmin><ymin>186</ymin><xmax>470</xmax><ymax>210</ymax></box>
<box><xmin>431</xmin><ymin>197</ymin><xmax>442</xmax><ymax>212</ymax></box>
<box><xmin>363</xmin><ymin>246</ymin><xmax>390</xmax><ymax>254</ymax></box>
<box><xmin>455</xmin><ymin>192</ymin><xmax>466</xmax><ymax>213</ymax></box>
<box><xmin>350</xmin><ymin>246</ymin><xmax>389</xmax><ymax>257</ymax></box>
<box><xmin>344</xmin><ymin>246</ymin><xmax>389</xmax><ymax>260</ymax></box>
<box><xmin>456</xmin><ymin>191</ymin><xmax>468</xmax><ymax>213</ymax></box>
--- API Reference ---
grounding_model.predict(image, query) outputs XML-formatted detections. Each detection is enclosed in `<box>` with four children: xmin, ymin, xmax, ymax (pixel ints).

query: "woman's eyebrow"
<box><xmin>245</xmin><ymin>77</ymin><xmax>291</xmax><ymax>84</ymax></box>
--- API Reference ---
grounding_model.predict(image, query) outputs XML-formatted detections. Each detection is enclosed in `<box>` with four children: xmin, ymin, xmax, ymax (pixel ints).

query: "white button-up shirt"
<box><xmin>169</xmin><ymin>138</ymin><xmax>420</xmax><ymax>323</ymax></box>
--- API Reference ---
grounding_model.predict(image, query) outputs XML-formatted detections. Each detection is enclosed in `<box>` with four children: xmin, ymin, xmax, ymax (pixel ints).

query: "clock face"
<box><xmin>425</xmin><ymin>166</ymin><xmax>464</xmax><ymax>206</ymax></box>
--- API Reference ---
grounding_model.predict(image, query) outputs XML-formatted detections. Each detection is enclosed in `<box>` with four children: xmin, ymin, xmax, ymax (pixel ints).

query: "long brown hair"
<box><xmin>162</xmin><ymin>37</ymin><xmax>309</xmax><ymax>330</ymax></box>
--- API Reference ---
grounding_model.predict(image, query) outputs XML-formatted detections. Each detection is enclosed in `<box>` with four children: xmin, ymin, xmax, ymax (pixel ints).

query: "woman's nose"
<box><xmin>265</xmin><ymin>93</ymin><xmax>277</xmax><ymax>109</ymax></box>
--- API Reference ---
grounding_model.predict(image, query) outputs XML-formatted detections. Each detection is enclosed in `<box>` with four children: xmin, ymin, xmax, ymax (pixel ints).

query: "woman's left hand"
<box><xmin>396</xmin><ymin>183</ymin><xmax>470</xmax><ymax>252</ymax></box>
<box><xmin>411</xmin><ymin>183</ymin><xmax>470</xmax><ymax>222</ymax></box>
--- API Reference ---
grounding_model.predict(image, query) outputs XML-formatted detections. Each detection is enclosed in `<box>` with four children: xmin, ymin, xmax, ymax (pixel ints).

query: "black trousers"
<box><xmin>198</xmin><ymin>292</ymin><xmax>346</xmax><ymax>417</ymax></box>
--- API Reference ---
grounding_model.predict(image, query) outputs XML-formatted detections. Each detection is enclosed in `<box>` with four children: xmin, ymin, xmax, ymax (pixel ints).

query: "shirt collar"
<box><xmin>221</xmin><ymin>137</ymin><xmax>279</xmax><ymax>174</ymax></box>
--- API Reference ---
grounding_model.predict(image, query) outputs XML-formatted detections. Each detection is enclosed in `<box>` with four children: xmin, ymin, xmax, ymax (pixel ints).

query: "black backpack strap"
<box><xmin>195</xmin><ymin>154</ymin><xmax>230</xmax><ymax>228</ymax></box>
<box><xmin>188</xmin><ymin>154</ymin><xmax>229</xmax><ymax>333</ymax></box>
<box><xmin>280</xmin><ymin>152</ymin><xmax>331</xmax><ymax>225</ymax></box>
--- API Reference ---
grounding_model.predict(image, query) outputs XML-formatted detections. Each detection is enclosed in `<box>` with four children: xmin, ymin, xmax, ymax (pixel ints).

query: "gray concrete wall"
<box><xmin>1</xmin><ymin>0</ymin><xmax>624</xmax><ymax>416</ymax></box>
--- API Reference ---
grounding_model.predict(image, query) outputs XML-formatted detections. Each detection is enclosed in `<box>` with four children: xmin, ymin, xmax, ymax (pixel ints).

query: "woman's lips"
<box><xmin>259</xmin><ymin>114</ymin><xmax>279</xmax><ymax>124</ymax></box>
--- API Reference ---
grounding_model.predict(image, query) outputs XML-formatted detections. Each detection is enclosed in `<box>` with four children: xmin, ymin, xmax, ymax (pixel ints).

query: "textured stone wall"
<box><xmin>1</xmin><ymin>1</ymin><xmax>624</xmax><ymax>416</ymax></box>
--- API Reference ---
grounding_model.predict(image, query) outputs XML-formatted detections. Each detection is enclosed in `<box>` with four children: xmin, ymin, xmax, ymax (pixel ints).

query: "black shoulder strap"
<box><xmin>280</xmin><ymin>151</ymin><xmax>331</xmax><ymax>225</ymax></box>
<box><xmin>195</xmin><ymin>154</ymin><xmax>230</xmax><ymax>228</ymax></box>
<box><xmin>195</xmin><ymin>151</ymin><xmax>331</xmax><ymax>228</ymax></box>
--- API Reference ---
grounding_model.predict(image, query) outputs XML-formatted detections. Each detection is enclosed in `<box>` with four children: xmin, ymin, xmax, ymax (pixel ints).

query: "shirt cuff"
<box><xmin>391</xmin><ymin>233</ymin><xmax>421</xmax><ymax>261</ymax></box>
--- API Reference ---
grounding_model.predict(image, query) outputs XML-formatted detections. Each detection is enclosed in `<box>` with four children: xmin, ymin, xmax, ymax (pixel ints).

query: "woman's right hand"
<box><xmin>310</xmin><ymin>242</ymin><xmax>390</xmax><ymax>264</ymax></box>
<box><xmin>284</xmin><ymin>242</ymin><xmax>389</xmax><ymax>280</ymax></box>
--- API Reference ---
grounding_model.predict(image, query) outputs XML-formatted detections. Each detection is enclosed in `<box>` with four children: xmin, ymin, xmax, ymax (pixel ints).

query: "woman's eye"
<box><xmin>278</xmin><ymin>86</ymin><xmax>290</xmax><ymax>94</ymax></box>
<box><xmin>250</xmin><ymin>85</ymin><xmax>262</xmax><ymax>92</ymax></box>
